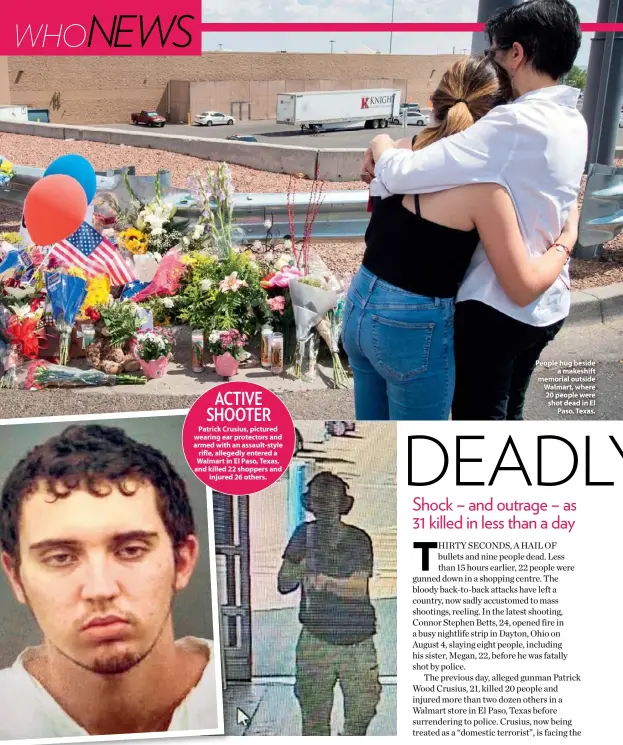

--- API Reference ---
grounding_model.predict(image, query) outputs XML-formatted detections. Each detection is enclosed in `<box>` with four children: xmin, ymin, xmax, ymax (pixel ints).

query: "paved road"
<box><xmin>108</xmin><ymin>117</ymin><xmax>426</xmax><ymax>149</ymax></box>
<box><xmin>1</xmin><ymin>318</ymin><xmax>620</xmax><ymax>420</ymax></box>
<box><xmin>107</xmin><ymin>116</ymin><xmax>623</xmax><ymax>150</ymax></box>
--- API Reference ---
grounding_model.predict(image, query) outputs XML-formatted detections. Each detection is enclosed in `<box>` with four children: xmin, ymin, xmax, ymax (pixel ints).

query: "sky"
<box><xmin>201</xmin><ymin>0</ymin><xmax>598</xmax><ymax>66</ymax></box>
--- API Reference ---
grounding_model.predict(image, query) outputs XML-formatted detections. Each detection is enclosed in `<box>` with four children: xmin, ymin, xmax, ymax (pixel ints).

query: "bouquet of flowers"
<box><xmin>130</xmin><ymin>248</ymin><xmax>188</xmax><ymax>302</ymax></box>
<box><xmin>0</xmin><ymin>156</ymin><xmax>15</xmax><ymax>188</ymax></box>
<box><xmin>133</xmin><ymin>329</ymin><xmax>174</xmax><ymax>363</ymax></box>
<box><xmin>44</xmin><ymin>272</ymin><xmax>88</xmax><ymax>365</ymax></box>
<box><xmin>316</xmin><ymin>301</ymin><xmax>348</xmax><ymax>389</ymax></box>
<box><xmin>1</xmin><ymin>359</ymin><xmax>147</xmax><ymax>389</ymax></box>
<box><xmin>97</xmin><ymin>301</ymin><xmax>143</xmax><ymax>349</ymax></box>
<box><xmin>207</xmin><ymin>329</ymin><xmax>248</xmax><ymax>361</ymax></box>
<box><xmin>0</xmin><ymin>315</ymin><xmax>46</xmax><ymax>386</ymax></box>
<box><xmin>288</xmin><ymin>275</ymin><xmax>340</xmax><ymax>379</ymax></box>
<box><xmin>187</xmin><ymin>163</ymin><xmax>236</xmax><ymax>259</ymax></box>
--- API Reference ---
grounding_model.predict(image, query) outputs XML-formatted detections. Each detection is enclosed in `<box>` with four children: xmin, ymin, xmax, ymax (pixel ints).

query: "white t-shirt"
<box><xmin>0</xmin><ymin>637</ymin><xmax>220</xmax><ymax>740</ymax></box>
<box><xmin>371</xmin><ymin>86</ymin><xmax>588</xmax><ymax>327</ymax></box>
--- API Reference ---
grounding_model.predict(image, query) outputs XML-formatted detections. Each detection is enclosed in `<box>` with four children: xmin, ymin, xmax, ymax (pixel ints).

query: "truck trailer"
<box><xmin>276</xmin><ymin>89</ymin><xmax>401</xmax><ymax>131</ymax></box>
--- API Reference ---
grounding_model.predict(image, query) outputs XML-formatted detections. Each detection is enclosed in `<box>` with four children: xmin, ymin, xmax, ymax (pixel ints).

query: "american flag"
<box><xmin>50</xmin><ymin>222</ymin><xmax>136</xmax><ymax>287</ymax></box>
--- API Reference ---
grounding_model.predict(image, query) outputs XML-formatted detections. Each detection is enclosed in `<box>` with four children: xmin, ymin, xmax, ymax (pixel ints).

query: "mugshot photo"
<box><xmin>0</xmin><ymin>414</ymin><xmax>223</xmax><ymax>741</ymax></box>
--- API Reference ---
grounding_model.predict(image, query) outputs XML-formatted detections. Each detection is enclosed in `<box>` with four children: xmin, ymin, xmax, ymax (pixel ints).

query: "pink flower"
<box><xmin>268</xmin><ymin>296</ymin><xmax>286</xmax><ymax>313</ymax></box>
<box><xmin>270</xmin><ymin>265</ymin><xmax>303</xmax><ymax>288</ymax></box>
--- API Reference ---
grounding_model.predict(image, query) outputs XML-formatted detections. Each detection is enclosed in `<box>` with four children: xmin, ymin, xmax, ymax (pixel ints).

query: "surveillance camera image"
<box><xmin>216</xmin><ymin>420</ymin><xmax>397</xmax><ymax>736</ymax></box>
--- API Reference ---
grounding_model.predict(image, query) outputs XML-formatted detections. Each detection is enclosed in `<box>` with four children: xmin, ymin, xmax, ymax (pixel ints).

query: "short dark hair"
<box><xmin>486</xmin><ymin>0</ymin><xmax>581</xmax><ymax>80</ymax></box>
<box><xmin>0</xmin><ymin>424</ymin><xmax>196</xmax><ymax>562</ymax></box>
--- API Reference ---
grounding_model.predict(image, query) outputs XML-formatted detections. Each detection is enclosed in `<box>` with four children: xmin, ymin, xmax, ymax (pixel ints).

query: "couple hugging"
<box><xmin>342</xmin><ymin>0</ymin><xmax>588</xmax><ymax>421</ymax></box>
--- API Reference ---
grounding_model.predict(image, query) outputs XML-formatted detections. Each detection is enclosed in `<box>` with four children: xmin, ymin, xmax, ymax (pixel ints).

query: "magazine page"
<box><xmin>398</xmin><ymin>420</ymin><xmax>621</xmax><ymax>742</ymax></box>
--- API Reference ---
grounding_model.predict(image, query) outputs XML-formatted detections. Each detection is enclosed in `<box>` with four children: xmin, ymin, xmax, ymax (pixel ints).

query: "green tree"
<box><xmin>565</xmin><ymin>65</ymin><xmax>587</xmax><ymax>90</ymax></box>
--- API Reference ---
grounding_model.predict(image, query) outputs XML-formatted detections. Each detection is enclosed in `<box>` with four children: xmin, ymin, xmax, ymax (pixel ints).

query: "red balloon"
<box><xmin>24</xmin><ymin>174</ymin><xmax>87</xmax><ymax>246</ymax></box>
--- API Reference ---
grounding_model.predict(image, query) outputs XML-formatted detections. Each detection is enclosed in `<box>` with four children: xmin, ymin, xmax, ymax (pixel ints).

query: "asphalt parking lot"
<box><xmin>107</xmin><ymin>118</ymin><xmax>426</xmax><ymax>149</ymax></box>
<box><xmin>108</xmin><ymin>115</ymin><xmax>623</xmax><ymax>150</ymax></box>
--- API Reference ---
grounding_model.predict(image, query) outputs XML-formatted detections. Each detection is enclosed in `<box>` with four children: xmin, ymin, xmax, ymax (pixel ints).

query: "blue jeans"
<box><xmin>341</xmin><ymin>267</ymin><xmax>455</xmax><ymax>420</ymax></box>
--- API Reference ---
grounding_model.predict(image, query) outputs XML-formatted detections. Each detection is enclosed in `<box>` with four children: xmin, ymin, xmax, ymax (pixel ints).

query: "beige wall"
<box><xmin>0</xmin><ymin>58</ymin><xmax>10</xmax><ymax>105</ymax></box>
<box><xmin>5</xmin><ymin>52</ymin><xmax>460</xmax><ymax>125</ymax></box>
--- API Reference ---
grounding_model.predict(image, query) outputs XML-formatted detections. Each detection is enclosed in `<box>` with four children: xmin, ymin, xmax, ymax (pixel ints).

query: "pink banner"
<box><xmin>2</xmin><ymin>1</ymin><xmax>202</xmax><ymax>55</ymax></box>
<box><xmin>201</xmin><ymin>22</ymin><xmax>623</xmax><ymax>33</ymax></box>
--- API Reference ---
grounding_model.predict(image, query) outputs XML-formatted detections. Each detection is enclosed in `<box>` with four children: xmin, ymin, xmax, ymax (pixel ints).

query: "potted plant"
<box><xmin>132</xmin><ymin>329</ymin><xmax>174</xmax><ymax>378</ymax></box>
<box><xmin>207</xmin><ymin>329</ymin><xmax>248</xmax><ymax>378</ymax></box>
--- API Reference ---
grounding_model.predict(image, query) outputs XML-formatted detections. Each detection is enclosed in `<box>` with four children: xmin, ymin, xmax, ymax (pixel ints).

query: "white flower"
<box><xmin>208</xmin><ymin>331</ymin><xmax>221</xmax><ymax>344</ymax></box>
<box><xmin>9</xmin><ymin>303</ymin><xmax>35</xmax><ymax>319</ymax></box>
<box><xmin>143</xmin><ymin>215</ymin><xmax>165</xmax><ymax>236</ymax></box>
<box><xmin>4</xmin><ymin>286</ymin><xmax>35</xmax><ymax>300</ymax></box>
<box><xmin>275</xmin><ymin>253</ymin><xmax>295</xmax><ymax>271</ymax></box>
<box><xmin>192</xmin><ymin>223</ymin><xmax>205</xmax><ymax>240</ymax></box>
<box><xmin>219</xmin><ymin>271</ymin><xmax>248</xmax><ymax>293</ymax></box>
<box><xmin>200</xmin><ymin>278</ymin><xmax>213</xmax><ymax>292</ymax></box>
<box><xmin>162</xmin><ymin>297</ymin><xmax>175</xmax><ymax>309</ymax></box>
<box><xmin>182</xmin><ymin>236</ymin><xmax>190</xmax><ymax>246</ymax></box>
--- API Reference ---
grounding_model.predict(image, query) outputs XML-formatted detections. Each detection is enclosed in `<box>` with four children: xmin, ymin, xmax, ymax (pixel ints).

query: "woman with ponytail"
<box><xmin>341</xmin><ymin>55</ymin><xmax>579</xmax><ymax>420</ymax></box>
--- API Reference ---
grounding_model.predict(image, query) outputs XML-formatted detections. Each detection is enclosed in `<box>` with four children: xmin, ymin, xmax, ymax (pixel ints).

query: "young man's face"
<box><xmin>1</xmin><ymin>480</ymin><xmax>197</xmax><ymax>675</ymax></box>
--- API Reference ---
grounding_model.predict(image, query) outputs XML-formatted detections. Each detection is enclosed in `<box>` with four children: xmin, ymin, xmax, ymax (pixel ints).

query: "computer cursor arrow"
<box><xmin>237</xmin><ymin>708</ymin><xmax>250</xmax><ymax>726</ymax></box>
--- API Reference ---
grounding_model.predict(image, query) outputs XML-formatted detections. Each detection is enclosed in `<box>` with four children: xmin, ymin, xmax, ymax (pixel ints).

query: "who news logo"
<box><xmin>2</xmin><ymin>0</ymin><xmax>202</xmax><ymax>55</ymax></box>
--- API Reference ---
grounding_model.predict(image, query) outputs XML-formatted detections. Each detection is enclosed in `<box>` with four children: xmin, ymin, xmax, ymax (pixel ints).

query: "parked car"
<box><xmin>619</xmin><ymin>110</ymin><xmax>623</xmax><ymax>128</ymax></box>
<box><xmin>131</xmin><ymin>110</ymin><xmax>166</xmax><ymax>127</ymax></box>
<box><xmin>326</xmin><ymin>421</ymin><xmax>356</xmax><ymax>437</ymax></box>
<box><xmin>195</xmin><ymin>111</ymin><xmax>235</xmax><ymax>127</ymax></box>
<box><xmin>294</xmin><ymin>421</ymin><xmax>330</xmax><ymax>455</ymax></box>
<box><xmin>226</xmin><ymin>134</ymin><xmax>258</xmax><ymax>142</ymax></box>
<box><xmin>391</xmin><ymin>102</ymin><xmax>422</xmax><ymax>124</ymax></box>
<box><xmin>405</xmin><ymin>110</ymin><xmax>429</xmax><ymax>127</ymax></box>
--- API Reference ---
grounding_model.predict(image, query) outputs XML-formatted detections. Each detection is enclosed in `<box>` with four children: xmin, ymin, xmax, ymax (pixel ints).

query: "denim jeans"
<box><xmin>341</xmin><ymin>266</ymin><xmax>455</xmax><ymax>420</ymax></box>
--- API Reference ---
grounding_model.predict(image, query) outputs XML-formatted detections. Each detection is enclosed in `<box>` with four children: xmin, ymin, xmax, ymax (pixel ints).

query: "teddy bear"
<box><xmin>85</xmin><ymin>323</ymin><xmax>141</xmax><ymax>375</ymax></box>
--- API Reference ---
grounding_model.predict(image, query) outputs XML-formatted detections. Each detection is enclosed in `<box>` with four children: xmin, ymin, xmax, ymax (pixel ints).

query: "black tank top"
<box><xmin>363</xmin><ymin>191</ymin><xmax>480</xmax><ymax>299</ymax></box>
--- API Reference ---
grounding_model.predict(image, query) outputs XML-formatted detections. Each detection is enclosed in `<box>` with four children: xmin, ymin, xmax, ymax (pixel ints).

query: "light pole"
<box><xmin>329</xmin><ymin>40</ymin><xmax>335</xmax><ymax>54</ymax></box>
<box><xmin>389</xmin><ymin>0</ymin><xmax>395</xmax><ymax>54</ymax></box>
<box><xmin>471</xmin><ymin>0</ymin><xmax>521</xmax><ymax>54</ymax></box>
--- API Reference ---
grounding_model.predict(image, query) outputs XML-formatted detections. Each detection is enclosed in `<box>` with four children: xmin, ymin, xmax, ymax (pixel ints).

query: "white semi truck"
<box><xmin>276</xmin><ymin>88</ymin><xmax>402</xmax><ymax>131</ymax></box>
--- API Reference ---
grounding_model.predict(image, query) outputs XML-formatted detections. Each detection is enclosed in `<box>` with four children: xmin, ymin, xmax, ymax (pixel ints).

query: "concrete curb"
<box><xmin>568</xmin><ymin>282</ymin><xmax>623</xmax><ymax>325</ymax></box>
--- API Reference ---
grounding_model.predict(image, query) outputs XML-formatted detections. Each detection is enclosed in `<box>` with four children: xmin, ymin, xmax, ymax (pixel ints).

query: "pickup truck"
<box><xmin>131</xmin><ymin>110</ymin><xmax>166</xmax><ymax>127</ymax></box>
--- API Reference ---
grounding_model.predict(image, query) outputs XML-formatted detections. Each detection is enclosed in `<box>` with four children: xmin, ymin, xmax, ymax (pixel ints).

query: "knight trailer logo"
<box><xmin>361</xmin><ymin>95</ymin><xmax>393</xmax><ymax>109</ymax></box>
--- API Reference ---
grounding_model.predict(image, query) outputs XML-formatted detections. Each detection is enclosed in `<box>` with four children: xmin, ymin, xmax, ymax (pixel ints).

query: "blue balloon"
<box><xmin>44</xmin><ymin>154</ymin><xmax>97</xmax><ymax>204</ymax></box>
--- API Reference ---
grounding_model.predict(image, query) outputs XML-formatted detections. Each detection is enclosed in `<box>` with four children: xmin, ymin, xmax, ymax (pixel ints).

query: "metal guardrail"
<box><xmin>0</xmin><ymin>165</ymin><xmax>370</xmax><ymax>241</ymax></box>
